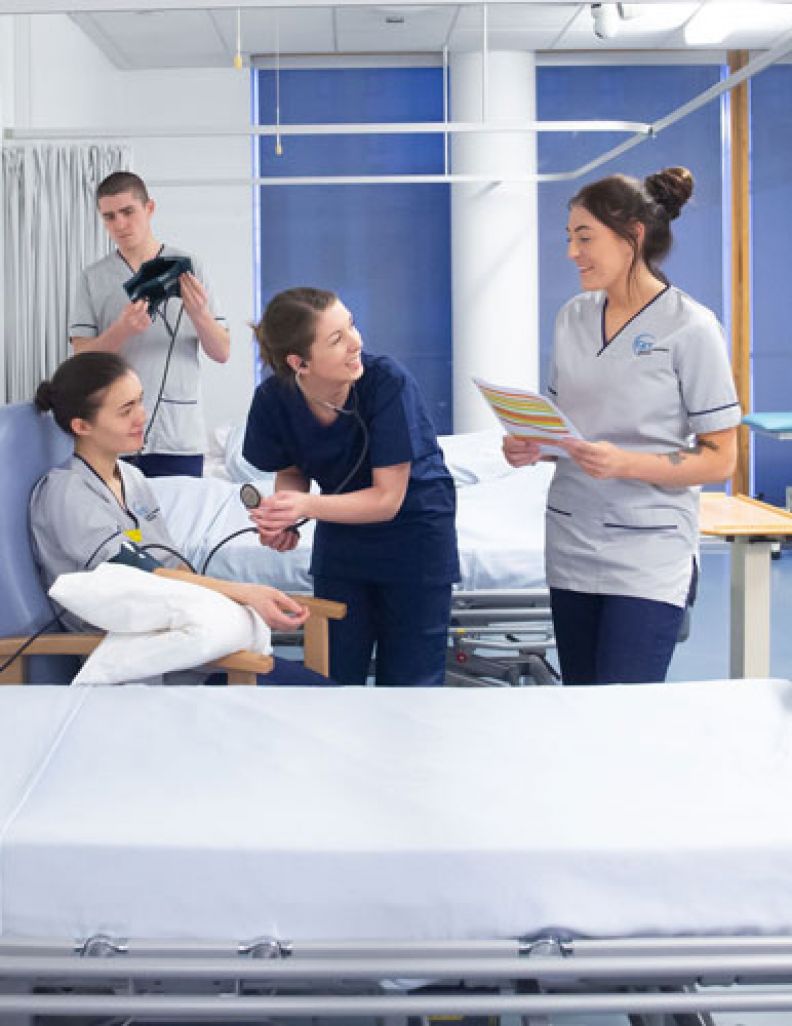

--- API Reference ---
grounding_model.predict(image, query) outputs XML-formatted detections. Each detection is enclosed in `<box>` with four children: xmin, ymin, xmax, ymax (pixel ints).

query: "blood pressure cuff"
<box><xmin>123</xmin><ymin>255</ymin><xmax>193</xmax><ymax>314</ymax></box>
<box><xmin>109</xmin><ymin>538</ymin><xmax>163</xmax><ymax>573</ymax></box>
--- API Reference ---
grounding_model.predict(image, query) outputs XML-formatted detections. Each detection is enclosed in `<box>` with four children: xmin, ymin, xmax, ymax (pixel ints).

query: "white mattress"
<box><xmin>3</xmin><ymin>680</ymin><xmax>792</xmax><ymax>944</ymax></box>
<box><xmin>151</xmin><ymin>464</ymin><xmax>551</xmax><ymax>593</ymax></box>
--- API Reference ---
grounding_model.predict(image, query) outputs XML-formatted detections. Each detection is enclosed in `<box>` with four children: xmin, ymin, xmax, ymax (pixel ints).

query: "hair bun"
<box><xmin>645</xmin><ymin>166</ymin><xmax>693</xmax><ymax>221</ymax></box>
<box><xmin>34</xmin><ymin>380</ymin><xmax>54</xmax><ymax>413</ymax></box>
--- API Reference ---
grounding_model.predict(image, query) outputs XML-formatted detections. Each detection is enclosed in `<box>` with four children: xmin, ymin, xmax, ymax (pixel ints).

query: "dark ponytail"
<box><xmin>34</xmin><ymin>352</ymin><xmax>131</xmax><ymax>435</ymax></box>
<box><xmin>569</xmin><ymin>166</ymin><xmax>694</xmax><ymax>284</ymax></box>
<box><xmin>34</xmin><ymin>379</ymin><xmax>56</xmax><ymax>414</ymax></box>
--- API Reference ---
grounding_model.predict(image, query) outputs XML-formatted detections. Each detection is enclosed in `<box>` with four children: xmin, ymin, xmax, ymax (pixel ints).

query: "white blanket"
<box><xmin>2</xmin><ymin>680</ymin><xmax>792</xmax><ymax>943</ymax></box>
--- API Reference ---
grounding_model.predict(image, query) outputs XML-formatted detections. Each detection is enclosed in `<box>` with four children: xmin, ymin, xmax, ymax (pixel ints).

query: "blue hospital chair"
<box><xmin>0</xmin><ymin>401</ymin><xmax>342</xmax><ymax>684</ymax></box>
<box><xmin>0</xmin><ymin>401</ymin><xmax>77</xmax><ymax>682</ymax></box>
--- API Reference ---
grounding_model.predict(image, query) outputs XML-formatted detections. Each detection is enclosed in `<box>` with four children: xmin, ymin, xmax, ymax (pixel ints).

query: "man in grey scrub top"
<box><xmin>505</xmin><ymin>167</ymin><xmax>740</xmax><ymax>686</ymax></box>
<box><xmin>70</xmin><ymin>171</ymin><xmax>230</xmax><ymax>478</ymax></box>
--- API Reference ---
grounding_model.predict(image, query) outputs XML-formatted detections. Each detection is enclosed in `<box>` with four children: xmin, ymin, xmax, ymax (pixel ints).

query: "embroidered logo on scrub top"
<box><xmin>632</xmin><ymin>333</ymin><xmax>668</xmax><ymax>356</ymax></box>
<box><xmin>130</xmin><ymin>501</ymin><xmax>161</xmax><ymax>523</ymax></box>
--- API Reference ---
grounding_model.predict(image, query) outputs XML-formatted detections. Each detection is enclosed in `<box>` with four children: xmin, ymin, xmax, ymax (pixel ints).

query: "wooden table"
<box><xmin>699</xmin><ymin>492</ymin><xmax>792</xmax><ymax>678</ymax></box>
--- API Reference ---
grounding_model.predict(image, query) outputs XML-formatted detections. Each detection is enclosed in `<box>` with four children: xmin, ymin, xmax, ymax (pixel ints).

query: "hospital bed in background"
<box><xmin>157</xmin><ymin>425</ymin><xmax>560</xmax><ymax>686</ymax></box>
<box><xmin>4</xmin><ymin>679</ymin><xmax>792</xmax><ymax>1024</ymax></box>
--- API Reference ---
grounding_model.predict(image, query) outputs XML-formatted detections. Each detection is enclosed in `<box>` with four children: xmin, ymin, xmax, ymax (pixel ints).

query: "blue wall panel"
<box><xmin>749</xmin><ymin>66</ymin><xmax>792</xmax><ymax>506</ymax></box>
<box><xmin>256</xmin><ymin>68</ymin><xmax>453</xmax><ymax>433</ymax></box>
<box><xmin>536</xmin><ymin>65</ymin><xmax>724</xmax><ymax>394</ymax></box>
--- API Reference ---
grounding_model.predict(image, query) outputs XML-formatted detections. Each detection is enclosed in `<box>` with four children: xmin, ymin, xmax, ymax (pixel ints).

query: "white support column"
<box><xmin>450</xmin><ymin>50</ymin><xmax>538</xmax><ymax>432</ymax></box>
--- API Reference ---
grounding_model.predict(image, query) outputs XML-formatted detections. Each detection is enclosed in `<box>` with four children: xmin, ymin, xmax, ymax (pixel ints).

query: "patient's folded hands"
<box><xmin>241</xmin><ymin>584</ymin><xmax>309</xmax><ymax>632</ymax></box>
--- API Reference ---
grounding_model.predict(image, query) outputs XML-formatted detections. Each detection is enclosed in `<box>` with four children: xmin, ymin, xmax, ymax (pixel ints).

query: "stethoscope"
<box><xmin>205</xmin><ymin>382</ymin><xmax>371</xmax><ymax>575</ymax></box>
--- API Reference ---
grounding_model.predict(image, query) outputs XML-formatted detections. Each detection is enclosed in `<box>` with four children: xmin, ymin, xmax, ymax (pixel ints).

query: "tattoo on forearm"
<box><xmin>664</xmin><ymin>438</ymin><xmax>719</xmax><ymax>466</ymax></box>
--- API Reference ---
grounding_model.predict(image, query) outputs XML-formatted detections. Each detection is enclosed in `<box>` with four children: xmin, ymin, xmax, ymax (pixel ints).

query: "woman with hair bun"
<box><xmin>505</xmin><ymin>167</ymin><xmax>740</xmax><ymax>685</ymax></box>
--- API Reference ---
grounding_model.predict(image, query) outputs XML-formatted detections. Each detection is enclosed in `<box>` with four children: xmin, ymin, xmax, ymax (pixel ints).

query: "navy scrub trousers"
<box><xmin>314</xmin><ymin>576</ymin><xmax>452</xmax><ymax>686</ymax></box>
<box><xmin>550</xmin><ymin>588</ymin><xmax>686</xmax><ymax>685</ymax></box>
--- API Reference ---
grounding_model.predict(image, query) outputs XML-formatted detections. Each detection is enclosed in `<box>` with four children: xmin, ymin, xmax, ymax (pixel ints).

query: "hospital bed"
<box><xmin>4</xmin><ymin>678</ymin><xmax>792</xmax><ymax>1023</ymax></box>
<box><xmin>160</xmin><ymin>425</ymin><xmax>558</xmax><ymax>685</ymax></box>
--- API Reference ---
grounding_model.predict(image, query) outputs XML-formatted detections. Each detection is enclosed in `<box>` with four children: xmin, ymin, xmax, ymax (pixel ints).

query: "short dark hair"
<box><xmin>96</xmin><ymin>171</ymin><xmax>149</xmax><ymax>206</ymax></box>
<box><xmin>569</xmin><ymin>166</ymin><xmax>694</xmax><ymax>284</ymax></box>
<box><xmin>34</xmin><ymin>353</ymin><xmax>132</xmax><ymax>435</ymax></box>
<box><xmin>253</xmin><ymin>287</ymin><xmax>338</xmax><ymax>381</ymax></box>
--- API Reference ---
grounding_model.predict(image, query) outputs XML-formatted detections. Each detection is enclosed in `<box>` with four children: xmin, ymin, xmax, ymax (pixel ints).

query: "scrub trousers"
<box><xmin>550</xmin><ymin>588</ymin><xmax>686</xmax><ymax>685</ymax></box>
<box><xmin>313</xmin><ymin>576</ymin><xmax>453</xmax><ymax>686</ymax></box>
<box><xmin>206</xmin><ymin>658</ymin><xmax>333</xmax><ymax>687</ymax></box>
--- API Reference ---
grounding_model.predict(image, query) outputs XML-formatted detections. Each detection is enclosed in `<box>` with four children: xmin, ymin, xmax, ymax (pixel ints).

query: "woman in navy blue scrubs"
<box><xmin>243</xmin><ymin>287</ymin><xmax>460</xmax><ymax>686</ymax></box>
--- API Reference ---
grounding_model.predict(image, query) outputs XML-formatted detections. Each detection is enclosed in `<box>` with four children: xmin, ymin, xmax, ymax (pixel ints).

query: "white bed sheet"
<box><xmin>150</xmin><ymin>462</ymin><xmax>552</xmax><ymax>593</ymax></box>
<box><xmin>3</xmin><ymin>680</ymin><xmax>792</xmax><ymax>943</ymax></box>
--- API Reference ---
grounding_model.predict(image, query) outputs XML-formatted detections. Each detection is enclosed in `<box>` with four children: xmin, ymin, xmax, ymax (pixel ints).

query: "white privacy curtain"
<box><xmin>2</xmin><ymin>144</ymin><xmax>132</xmax><ymax>403</ymax></box>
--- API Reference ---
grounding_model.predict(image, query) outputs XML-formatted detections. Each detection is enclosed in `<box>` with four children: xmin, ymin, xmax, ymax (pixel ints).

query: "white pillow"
<box><xmin>49</xmin><ymin>563</ymin><xmax>271</xmax><ymax>686</ymax></box>
<box><xmin>438</xmin><ymin>429</ymin><xmax>514</xmax><ymax>487</ymax></box>
<box><xmin>204</xmin><ymin>422</ymin><xmax>234</xmax><ymax>480</ymax></box>
<box><xmin>224</xmin><ymin>421</ymin><xmax>274</xmax><ymax>485</ymax></box>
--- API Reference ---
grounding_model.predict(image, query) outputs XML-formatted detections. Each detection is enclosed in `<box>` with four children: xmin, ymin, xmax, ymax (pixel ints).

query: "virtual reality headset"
<box><xmin>123</xmin><ymin>255</ymin><xmax>193</xmax><ymax>313</ymax></box>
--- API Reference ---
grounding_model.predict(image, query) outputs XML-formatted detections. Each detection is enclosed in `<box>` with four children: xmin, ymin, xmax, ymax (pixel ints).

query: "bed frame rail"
<box><xmin>5</xmin><ymin>935</ymin><xmax>792</xmax><ymax>1021</ymax></box>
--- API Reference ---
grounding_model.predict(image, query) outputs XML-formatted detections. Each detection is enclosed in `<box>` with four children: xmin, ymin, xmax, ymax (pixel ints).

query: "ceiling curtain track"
<box><xmin>6</xmin><ymin>28</ymin><xmax>792</xmax><ymax>187</ymax></box>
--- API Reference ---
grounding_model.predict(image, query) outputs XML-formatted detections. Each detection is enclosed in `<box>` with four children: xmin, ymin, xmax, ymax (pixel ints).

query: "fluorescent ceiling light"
<box><xmin>684</xmin><ymin>1</ymin><xmax>792</xmax><ymax>46</ymax></box>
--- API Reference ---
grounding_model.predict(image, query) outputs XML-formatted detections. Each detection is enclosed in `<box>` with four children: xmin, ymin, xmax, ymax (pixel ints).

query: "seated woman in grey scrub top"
<box><xmin>30</xmin><ymin>352</ymin><xmax>328</xmax><ymax>685</ymax></box>
<box><xmin>504</xmin><ymin>166</ymin><xmax>740</xmax><ymax>685</ymax></box>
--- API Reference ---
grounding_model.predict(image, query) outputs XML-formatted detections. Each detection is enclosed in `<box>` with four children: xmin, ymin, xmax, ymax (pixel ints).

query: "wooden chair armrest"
<box><xmin>287</xmin><ymin>595</ymin><xmax>347</xmax><ymax>677</ymax></box>
<box><xmin>289</xmin><ymin>595</ymin><xmax>347</xmax><ymax>620</ymax></box>
<box><xmin>0</xmin><ymin>634</ymin><xmax>103</xmax><ymax>684</ymax></box>
<box><xmin>210</xmin><ymin>595</ymin><xmax>346</xmax><ymax>683</ymax></box>
<box><xmin>208</xmin><ymin>650</ymin><xmax>273</xmax><ymax>685</ymax></box>
<box><xmin>0</xmin><ymin>634</ymin><xmax>273</xmax><ymax>686</ymax></box>
<box><xmin>0</xmin><ymin>600</ymin><xmax>343</xmax><ymax>684</ymax></box>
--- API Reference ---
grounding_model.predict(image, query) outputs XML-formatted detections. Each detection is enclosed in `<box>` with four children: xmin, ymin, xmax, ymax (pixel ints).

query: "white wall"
<box><xmin>3</xmin><ymin>12</ymin><xmax>255</xmax><ymax>431</ymax></box>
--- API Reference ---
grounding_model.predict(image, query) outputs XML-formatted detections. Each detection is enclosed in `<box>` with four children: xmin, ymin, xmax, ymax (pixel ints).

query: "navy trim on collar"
<box><xmin>115</xmin><ymin>241</ymin><xmax>166</xmax><ymax>276</ymax></box>
<box><xmin>74</xmin><ymin>454</ymin><xmax>138</xmax><ymax>529</ymax></box>
<box><xmin>597</xmin><ymin>284</ymin><xmax>670</xmax><ymax>356</ymax></box>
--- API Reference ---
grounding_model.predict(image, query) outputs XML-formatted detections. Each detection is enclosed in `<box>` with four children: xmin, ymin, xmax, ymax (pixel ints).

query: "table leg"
<box><xmin>730</xmin><ymin>538</ymin><xmax>773</xmax><ymax>678</ymax></box>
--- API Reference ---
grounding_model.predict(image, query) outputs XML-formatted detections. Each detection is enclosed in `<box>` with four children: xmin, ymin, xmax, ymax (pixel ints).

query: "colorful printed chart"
<box><xmin>474</xmin><ymin>377</ymin><xmax>581</xmax><ymax>453</ymax></box>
